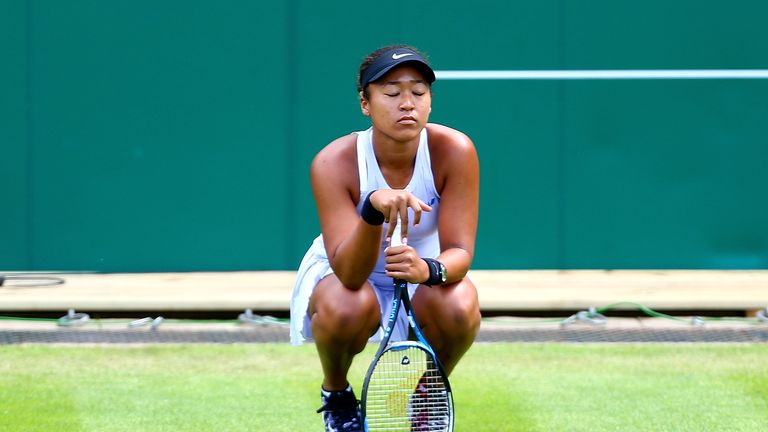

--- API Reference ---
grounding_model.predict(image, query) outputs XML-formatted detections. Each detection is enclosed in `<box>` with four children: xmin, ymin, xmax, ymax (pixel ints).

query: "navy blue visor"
<box><xmin>360</xmin><ymin>47</ymin><xmax>436</xmax><ymax>90</ymax></box>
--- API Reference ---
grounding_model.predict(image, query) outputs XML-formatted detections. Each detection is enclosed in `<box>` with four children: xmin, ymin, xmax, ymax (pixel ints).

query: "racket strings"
<box><xmin>365</xmin><ymin>345</ymin><xmax>450</xmax><ymax>431</ymax></box>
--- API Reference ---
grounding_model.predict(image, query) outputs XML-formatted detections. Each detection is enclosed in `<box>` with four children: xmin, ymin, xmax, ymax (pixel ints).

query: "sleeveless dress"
<box><xmin>289</xmin><ymin>127</ymin><xmax>441</xmax><ymax>345</ymax></box>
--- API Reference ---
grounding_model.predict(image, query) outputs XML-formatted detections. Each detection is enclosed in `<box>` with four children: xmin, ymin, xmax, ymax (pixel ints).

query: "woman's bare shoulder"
<box><xmin>426</xmin><ymin>123</ymin><xmax>477</xmax><ymax>158</ymax></box>
<box><xmin>426</xmin><ymin>123</ymin><xmax>475</xmax><ymax>153</ymax></box>
<box><xmin>425</xmin><ymin>123</ymin><xmax>479</xmax><ymax>190</ymax></box>
<box><xmin>312</xmin><ymin>133</ymin><xmax>358</xmax><ymax>168</ymax></box>
<box><xmin>310</xmin><ymin>133</ymin><xmax>360</xmax><ymax>192</ymax></box>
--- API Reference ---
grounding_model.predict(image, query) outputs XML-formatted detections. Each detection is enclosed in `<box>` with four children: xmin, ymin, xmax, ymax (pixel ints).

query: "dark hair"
<box><xmin>357</xmin><ymin>44</ymin><xmax>432</xmax><ymax>99</ymax></box>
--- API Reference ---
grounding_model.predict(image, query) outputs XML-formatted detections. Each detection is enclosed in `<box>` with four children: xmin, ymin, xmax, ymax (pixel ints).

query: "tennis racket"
<box><xmin>361</xmin><ymin>216</ymin><xmax>454</xmax><ymax>431</ymax></box>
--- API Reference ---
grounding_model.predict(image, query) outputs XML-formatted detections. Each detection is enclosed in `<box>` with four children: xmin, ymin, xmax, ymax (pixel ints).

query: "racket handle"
<box><xmin>390</xmin><ymin>215</ymin><xmax>403</xmax><ymax>247</ymax></box>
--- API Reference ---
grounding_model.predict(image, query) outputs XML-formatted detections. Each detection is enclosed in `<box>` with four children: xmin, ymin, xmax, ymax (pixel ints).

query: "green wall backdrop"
<box><xmin>2</xmin><ymin>0</ymin><xmax>767</xmax><ymax>271</ymax></box>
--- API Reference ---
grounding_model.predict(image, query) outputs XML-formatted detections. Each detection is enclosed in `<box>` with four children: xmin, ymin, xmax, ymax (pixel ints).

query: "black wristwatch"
<box><xmin>437</xmin><ymin>261</ymin><xmax>447</xmax><ymax>283</ymax></box>
<box><xmin>423</xmin><ymin>258</ymin><xmax>447</xmax><ymax>285</ymax></box>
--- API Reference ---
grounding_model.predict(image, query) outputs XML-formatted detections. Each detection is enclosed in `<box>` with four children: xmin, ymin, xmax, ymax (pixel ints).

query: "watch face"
<box><xmin>439</xmin><ymin>263</ymin><xmax>447</xmax><ymax>282</ymax></box>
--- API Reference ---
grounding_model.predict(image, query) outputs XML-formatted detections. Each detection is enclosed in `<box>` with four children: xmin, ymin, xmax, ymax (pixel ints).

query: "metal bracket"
<box><xmin>128</xmin><ymin>316</ymin><xmax>164</xmax><ymax>329</ymax></box>
<box><xmin>561</xmin><ymin>307</ymin><xmax>608</xmax><ymax>327</ymax></box>
<box><xmin>690</xmin><ymin>316</ymin><xmax>706</xmax><ymax>327</ymax></box>
<box><xmin>57</xmin><ymin>309</ymin><xmax>90</xmax><ymax>327</ymax></box>
<box><xmin>238</xmin><ymin>309</ymin><xmax>282</xmax><ymax>326</ymax></box>
<box><xmin>757</xmin><ymin>308</ymin><xmax>768</xmax><ymax>323</ymax></box>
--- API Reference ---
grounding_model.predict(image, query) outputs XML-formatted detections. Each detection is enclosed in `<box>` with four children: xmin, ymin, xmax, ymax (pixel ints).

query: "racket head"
<box><xmin>362</xmin><ymin>341</ymin><xmax>454</xmax><ymax>431</ymax></box>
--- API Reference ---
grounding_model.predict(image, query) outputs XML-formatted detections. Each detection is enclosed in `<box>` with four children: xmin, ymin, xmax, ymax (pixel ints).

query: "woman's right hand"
<box><xmin>368</xmin><ymin>189</ymin><xmax>432</xmax><ymax>241</ymax></box>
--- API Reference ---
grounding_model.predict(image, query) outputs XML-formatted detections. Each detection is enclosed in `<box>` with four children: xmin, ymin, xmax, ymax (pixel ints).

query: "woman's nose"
<box><xmin>400</xmin><ymin>95</ymin><xmax>415</xmax><ymax>110</ymax></box>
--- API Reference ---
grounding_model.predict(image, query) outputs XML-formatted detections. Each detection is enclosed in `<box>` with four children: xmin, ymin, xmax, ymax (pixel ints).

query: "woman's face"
<box><xmin>361</xmin><ymin>65</ymin><xmax>432</xmax><ymax>142</ymax></box>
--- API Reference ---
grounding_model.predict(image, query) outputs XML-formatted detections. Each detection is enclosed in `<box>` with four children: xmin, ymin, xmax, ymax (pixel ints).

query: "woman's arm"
<box><xmin>383</xmin><ymin>124</ymin><xmax>479</xmax><ymax>285</ymax></box>
<box><xmin>429</xmin><ymin>124</ymin><xmax>480</xmax><ymax>283</ymax></box>
<box><xmin>310</xmin><ymin>136</ymin><xmax>382</xmax><ymax>289</ymax></box>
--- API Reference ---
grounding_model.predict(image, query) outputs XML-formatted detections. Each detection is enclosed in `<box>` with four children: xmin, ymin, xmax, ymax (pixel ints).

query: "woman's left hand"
<box><xmin>384</xmin><ymin>243</ymin><xmax>429</xmax><ymax>284</ymax></box>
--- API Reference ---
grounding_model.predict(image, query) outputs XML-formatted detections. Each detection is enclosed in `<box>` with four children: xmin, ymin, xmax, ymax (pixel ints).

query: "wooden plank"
<box><xmin>0</xmin><ymin>270</ymin><xmax>766</xmax><ymax>313</ymax></box>
<box><xmin>469</xmin><ymin>270</ymin><xmax>768</xmax><ymax>311</ymax></box>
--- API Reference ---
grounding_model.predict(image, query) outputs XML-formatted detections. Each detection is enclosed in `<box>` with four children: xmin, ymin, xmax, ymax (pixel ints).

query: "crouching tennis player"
<box><xmin>290</xmin><ymin>44</ymin><xmax>481</xmax><ymax>432</ymax></box>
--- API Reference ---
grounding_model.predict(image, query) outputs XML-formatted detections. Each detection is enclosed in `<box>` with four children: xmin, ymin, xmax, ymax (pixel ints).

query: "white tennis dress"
<box><xmin>290</xmin><ymin>127</ymin><xmax>441</xmax><ymax>345</ymax></box>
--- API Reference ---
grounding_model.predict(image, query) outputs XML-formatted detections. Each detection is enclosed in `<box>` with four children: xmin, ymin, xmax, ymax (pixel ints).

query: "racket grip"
<box><xmin>390</xmin><ymin>216</ymin><xmax>408</xmax><ymax>287</ymax></box>
<box><xmin>390</xmin><ymin>215</ymin><xmax>403</xmax><ymax>247</ymax></box>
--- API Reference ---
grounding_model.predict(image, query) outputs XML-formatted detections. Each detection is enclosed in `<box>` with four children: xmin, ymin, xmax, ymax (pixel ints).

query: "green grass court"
<box><xmin>1</xmin><ymin>343</ymin><xmax>766</xmax><ymax>431</ymax></box>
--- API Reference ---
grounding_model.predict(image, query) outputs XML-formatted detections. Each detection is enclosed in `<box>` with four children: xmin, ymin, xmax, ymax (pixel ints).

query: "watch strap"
<box><xmin>422</xmin><ymin>258</ymin><xmax>445</xmax><ymax>286</ymax></box>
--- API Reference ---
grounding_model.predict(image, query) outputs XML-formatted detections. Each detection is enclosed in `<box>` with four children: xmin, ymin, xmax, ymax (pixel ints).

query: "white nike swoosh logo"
<box><xmin>392</xmin><ymin>52</ymin><xmax>414</xmax><ymax>60</ymax></box>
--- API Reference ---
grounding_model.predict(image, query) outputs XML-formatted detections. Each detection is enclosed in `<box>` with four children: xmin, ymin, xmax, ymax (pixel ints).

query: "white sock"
<box><xmin>322</xmin><ymin>384</ymin><xmax>352</xmax><ymax>396</ymax></box>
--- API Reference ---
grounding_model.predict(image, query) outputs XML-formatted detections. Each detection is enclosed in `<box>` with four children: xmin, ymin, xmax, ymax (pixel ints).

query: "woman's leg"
<box><xmin>411</xmin><ymin>277</ymin><xmax>481</xmax><ymax>375</ymax></box>
<box><xmin>309</xmin><ymin>274</ymin><xmax>382</xmax><ymax>390</ymax></box>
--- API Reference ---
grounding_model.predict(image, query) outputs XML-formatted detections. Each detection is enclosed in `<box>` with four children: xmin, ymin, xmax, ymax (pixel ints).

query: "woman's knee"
<box><xmin>311</xmin><ymin>276</ymin><xmax>380</xmax><ymax>335</ymax></box>
<box><xmin>419</xmin><ymin>278</ymin><xmax>481</xmax><ymax>332</ymax></box>
<box><xmin>447</xmin><ymin>293</ymin><xmax>481</xmax><ymax>334</ymax></box>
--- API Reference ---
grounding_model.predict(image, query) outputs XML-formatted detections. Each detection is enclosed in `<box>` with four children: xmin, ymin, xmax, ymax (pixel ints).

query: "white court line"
<box><xmin>435</xmin><ymin>70</ymin><xmax>768</xmax><ymax>80</ymax></box>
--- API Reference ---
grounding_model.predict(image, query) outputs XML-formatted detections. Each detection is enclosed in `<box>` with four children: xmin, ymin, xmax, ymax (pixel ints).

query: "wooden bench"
<box><xmin>1</xmin><ymin>270</ymin><xmax>766</xmax><ymax>317</ymax></box>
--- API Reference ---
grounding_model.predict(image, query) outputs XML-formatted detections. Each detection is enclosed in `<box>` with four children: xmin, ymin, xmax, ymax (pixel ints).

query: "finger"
<box><xmin>384</xmin><ymin>244</ymin><xmax>406</xmax><ymax>257</ymax></box>
<box><xmin>385</xmin><ymin>208</ymin><xmax>399</xmax><ymax>240</ymax></box>
<box><xmin>399</xmin><ymin>207</ymin><xmax>409</xmax><ymax>241</ymax></box>
<box><xmin>386</xmin><ymin>253</ymin><xmax>413</xmax><ymax>283</ymax></box>
<box><xmin>387</xmin><ymin>197</ymin><xmax>408</xmax><ymax>241</ymax></box>
<box><xmin>376</xmin><ymin>190</ymin><xmax>394</xmax><ymax>223</ymax></box>
<box><xmin>411</xmin><ymin>199</ymin><xmax>432</xmax><ymax>226</ymax></box>
<box><xmin>385</xmin><ymin>259</ymin><xmax>410</xmax><ymax>277</ymax></box>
